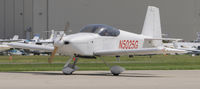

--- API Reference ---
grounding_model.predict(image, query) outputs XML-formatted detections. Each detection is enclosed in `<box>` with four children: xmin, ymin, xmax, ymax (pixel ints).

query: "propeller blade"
<box><xmin>48</xmin><ymin>22</ymin><xmax>70</xmax><ymax>64</ymax></box>
<box><xmin>48</xmin><ymin>46</ymin><xmax>58</xmax><ymax>64</ymax></box>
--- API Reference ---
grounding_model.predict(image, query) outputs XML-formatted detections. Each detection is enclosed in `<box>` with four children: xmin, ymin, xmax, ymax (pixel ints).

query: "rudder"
<box><xmin>142</xmin><ymin>6</ymin><xmax>162</xmax><ymax>47</ymax></box>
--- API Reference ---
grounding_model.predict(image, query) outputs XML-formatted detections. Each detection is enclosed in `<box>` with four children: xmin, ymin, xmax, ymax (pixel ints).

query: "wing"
<box><xmin>94</xmin><ymin>48</ymin><xmax>164</xmax><ymax>56</ymax></box>
<box><xmin>94</xmin><ymin>48</ymin><xmax>186</xmax><ymax>56</ymax></box>
<box><xmin>186</xmin><ymin>49</ymin><xmax>200</xmax><ymax>52</ymax></box>
<box><xmin>185</xmin><ymin>49</ymin><xmax>200</xmax><ymax>54</ymax></box>
<box><xmin>7</xmin><ymin>42</ymin><xmax>54</xmax><ymax>52</ymax></box>
<box><xmin>0</xmin><ymin>40</ymin><xmax>22</xmax><ymax>42</ymax></box>
<box><xmin>36</xmin><ymin>41</ymin><xmax>54</xmax><ymax>44</ymax></box>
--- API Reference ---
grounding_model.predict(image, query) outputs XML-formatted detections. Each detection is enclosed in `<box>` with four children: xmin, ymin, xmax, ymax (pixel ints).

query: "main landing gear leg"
<box><xmin>62</xmin><ymin>56</ymin><xmax>79</xmax><ymax>75</ymax></box>
<box><xmin>100</xmin><ymin>57</ymin><xmax>125</xmax><ymax>76</ymax></box>
<box><xmin>116</xmin><ymin>56</ymin><xmax>120</xmax><ymax>62</ymax></box>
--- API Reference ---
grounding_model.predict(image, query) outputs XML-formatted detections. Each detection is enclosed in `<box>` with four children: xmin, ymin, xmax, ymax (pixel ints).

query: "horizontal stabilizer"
<box><xmin>0</xmin><ymin>40</ymin><xmax>22</xmax><ymax>42</ymax></box>
<box><xmin>145</xmin><ymin>38</ymin><xmax>182</xmax><ymax>41</ymax></box>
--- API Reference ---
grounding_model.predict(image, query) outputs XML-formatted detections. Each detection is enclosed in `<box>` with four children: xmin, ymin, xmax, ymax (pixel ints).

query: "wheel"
<box><xmin>62</xmin><ymin>67</ymin><xmax>74</xmax><ymax>75</ymax></box>
<box><xmin>110</xmin><ymin>66</ymin><xmax>125</xmax><ymax>76</ymax></box>
<box><xmin>63</xmin><ymin>72</ymin><xmax>73</xmax><ymax>75</ymax></box>
<box><xmin>113</xmin><ymin>74</ymin><xmax>119</xmax><ymax>76</ymax></box>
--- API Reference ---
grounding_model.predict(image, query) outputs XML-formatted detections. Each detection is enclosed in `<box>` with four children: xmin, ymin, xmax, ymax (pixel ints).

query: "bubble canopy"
<box><xmin>80</xmin><ymin>24</ymin><xmax>120</xmax><ymax>37</ymax></box>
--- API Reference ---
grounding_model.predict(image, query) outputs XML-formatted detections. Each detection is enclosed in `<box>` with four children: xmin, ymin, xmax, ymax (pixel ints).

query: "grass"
<box><xmin>0</xmin><ymin>55</ymin><xmax>200</xmax><ymax>71</ymax></box>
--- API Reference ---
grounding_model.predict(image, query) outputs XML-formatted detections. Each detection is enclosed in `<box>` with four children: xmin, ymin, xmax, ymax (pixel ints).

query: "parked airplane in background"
<box><xmin>8</xmin><ymin>30</ymin><xmax>56</xmax><ymax>55</ymax></box>
<box><xmin>8</xmin><ymin>6</ymin><xmax>185</xmax><ymax>76</ymax></box>
<box><xmin>164</xmin><ymin>42</ymin><xmax>200</xmax><ymax>56</ymax></box>
<box><xmin>163</xmin><ymin>31</ymin><xmax>200</xmax><ymax>56</ymax></box>
<box><xmin>0</xmin><ymin>31</ymin><xmax>55</xmax><ymax>55</ymax></box>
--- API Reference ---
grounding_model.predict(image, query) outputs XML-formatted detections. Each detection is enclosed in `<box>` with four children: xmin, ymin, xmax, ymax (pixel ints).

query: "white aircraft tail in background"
<box><xmin>12</xmin><ymin>35</ymin><xmax>19</xmax><ymax>40</ymax></box>
<box><xmin>48</xmin><ymin>30</ymin><xmax>55</xmax><ymax>41</ymax></box>
<box><xmin>36</xmin><ymin>30</ymin><xmax>56</xmax><ymax>43</ymax></box>
<box><xmin>32</xmin><ymin>35</ymin><xmax>40</xmax><ymax>42</ymax></box>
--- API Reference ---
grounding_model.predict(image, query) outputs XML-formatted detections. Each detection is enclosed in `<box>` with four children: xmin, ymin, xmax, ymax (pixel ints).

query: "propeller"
<box><xmin>48</xmin><ymin>22</ymin><xmax>70</xmax><ymax>64</ymax></box>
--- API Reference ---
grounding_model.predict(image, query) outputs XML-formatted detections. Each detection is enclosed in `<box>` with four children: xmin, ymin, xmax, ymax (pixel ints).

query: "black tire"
<box><xmin>113</xmin><ymin>74</ymin><xmax>119</xmax><ymax>76</ymax></box>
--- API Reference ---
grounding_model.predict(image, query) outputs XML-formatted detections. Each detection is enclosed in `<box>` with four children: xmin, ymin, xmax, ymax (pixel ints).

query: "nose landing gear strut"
<box><xmin>62</xmin><ymin>56</ymin><xmax>79</xmax><ymax>75</ymax></box>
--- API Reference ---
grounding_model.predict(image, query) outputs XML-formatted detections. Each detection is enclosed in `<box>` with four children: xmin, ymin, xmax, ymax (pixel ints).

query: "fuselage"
<box><xmin>57</xmin><ymin>30</ymin><xmax>146</xmax><ymax>56</ymax></box>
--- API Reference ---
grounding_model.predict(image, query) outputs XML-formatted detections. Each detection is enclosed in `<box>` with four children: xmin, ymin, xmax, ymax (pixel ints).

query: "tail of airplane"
<box><xmin>172</xmin><ymin>41</ymin><xmax>179</xmax><ymax>49</ymax></box>
<box><xmin>142</xmin><ymin>6</ymin><xmax>162</xmax><ymax>47</ymax></box>
<box><xmin>32</xmin><ymin>34</ymin><xmax>40</xmax><ymax>42</ymax></box>
<box><xmin>48</xmin><ymin>30</ymin><xmax>55</xmax><ymax>41</ymax></box>
<box><xmin>12</xmin><ymin>35</ymin><xmax>19</xmax><ymax>40</ymax></box>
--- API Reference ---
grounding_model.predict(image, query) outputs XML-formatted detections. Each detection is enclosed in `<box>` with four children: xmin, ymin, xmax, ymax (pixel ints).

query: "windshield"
<box><xmin>80</xmin><ymin>24</ymin><xmax>120</xmax><ymax>37</ymax></box>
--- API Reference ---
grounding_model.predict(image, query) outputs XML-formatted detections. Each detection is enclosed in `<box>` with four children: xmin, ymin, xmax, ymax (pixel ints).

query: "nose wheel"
<box><xmin>62</xmin><ymin>56</ymin><xmax>79</xmax><ymax>75</ymax></box>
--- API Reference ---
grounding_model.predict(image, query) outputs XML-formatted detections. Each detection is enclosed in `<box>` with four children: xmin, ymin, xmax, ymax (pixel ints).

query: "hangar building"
<box><xmin>0</xmin><ymin>0</ymin><xmax>200</xmax><ymax>41</ymax></box>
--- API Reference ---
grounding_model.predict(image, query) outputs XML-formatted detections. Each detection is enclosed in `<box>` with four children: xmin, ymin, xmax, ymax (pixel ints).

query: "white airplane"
<box><xmin>8</xmin><ymin>6</ymin><xmax>185</xmax><ymax>75</ymax></box>
<box><xmin>8</xmin><ymin>30</ymin><xmax>56</xmax><ymax>55</ymax></box>
<box><xmin>163</xmin><ymin>32</ymin><xmax>200</xmax><ymax>56</ymax></box>
<box><xmin>0</xmin><ymin>34</ymin><xmax>44</xmax><ymax>54</ymax></box>
<box><xmin>164</xmin><ymin>42</ymin><xmax>200</xmax><ymax>56</ymax></box>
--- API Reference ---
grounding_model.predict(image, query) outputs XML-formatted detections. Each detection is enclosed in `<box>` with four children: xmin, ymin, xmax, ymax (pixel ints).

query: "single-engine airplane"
<box><xmin>8</xmin><ymin>6</ymin><xmax>185</xmax><ymax>75</ymax></box>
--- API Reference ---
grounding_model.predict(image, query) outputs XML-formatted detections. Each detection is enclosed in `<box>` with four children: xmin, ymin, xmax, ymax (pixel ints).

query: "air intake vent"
<box><xmin>64</xmin><ymin>41</ymin><xmax>70</xmax><ymax>45</ymax></box>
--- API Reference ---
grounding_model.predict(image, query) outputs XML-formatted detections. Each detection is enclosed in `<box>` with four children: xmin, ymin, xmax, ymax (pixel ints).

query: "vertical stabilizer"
<box><xmin>49</xmin><ymin>30</ymin><xmax>55</xmax><ymax>41</ymax></box>
<box><xmin>12</xmin><ymin>35</ymin><xmax>19</xmax><ymax>40</ymax></box>
<box><xmin>172</xmin><ymin>41</ymin><xmax>179</xmax><ymax>49</ymax></box>
<box><xmin>142</xmin><ymin>6</ymin><xmax>162</xmax><ymax>47</ymax></box>
<box><xmin>32</xmin><ymin>34</ymin><xmax>40</xmax><ymax>42</ymax></box>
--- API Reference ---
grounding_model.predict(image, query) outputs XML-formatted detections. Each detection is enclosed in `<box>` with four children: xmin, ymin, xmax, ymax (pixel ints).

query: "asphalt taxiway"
<box><xmin>0</xmin><ymin>70</ymin><xmax>200</xmax><ymax>89</ymax></box>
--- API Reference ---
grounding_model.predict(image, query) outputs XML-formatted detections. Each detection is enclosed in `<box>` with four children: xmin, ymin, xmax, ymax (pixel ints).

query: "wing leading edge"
<box><xmin>8</xmin><ymin>42</ymin><xmax>54</xmax><ymax>52</ymax></box>
<box><xmin>94</xmin><ymin>48</ymin><xmax>186</xmax><ymax>56</ymax></box>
